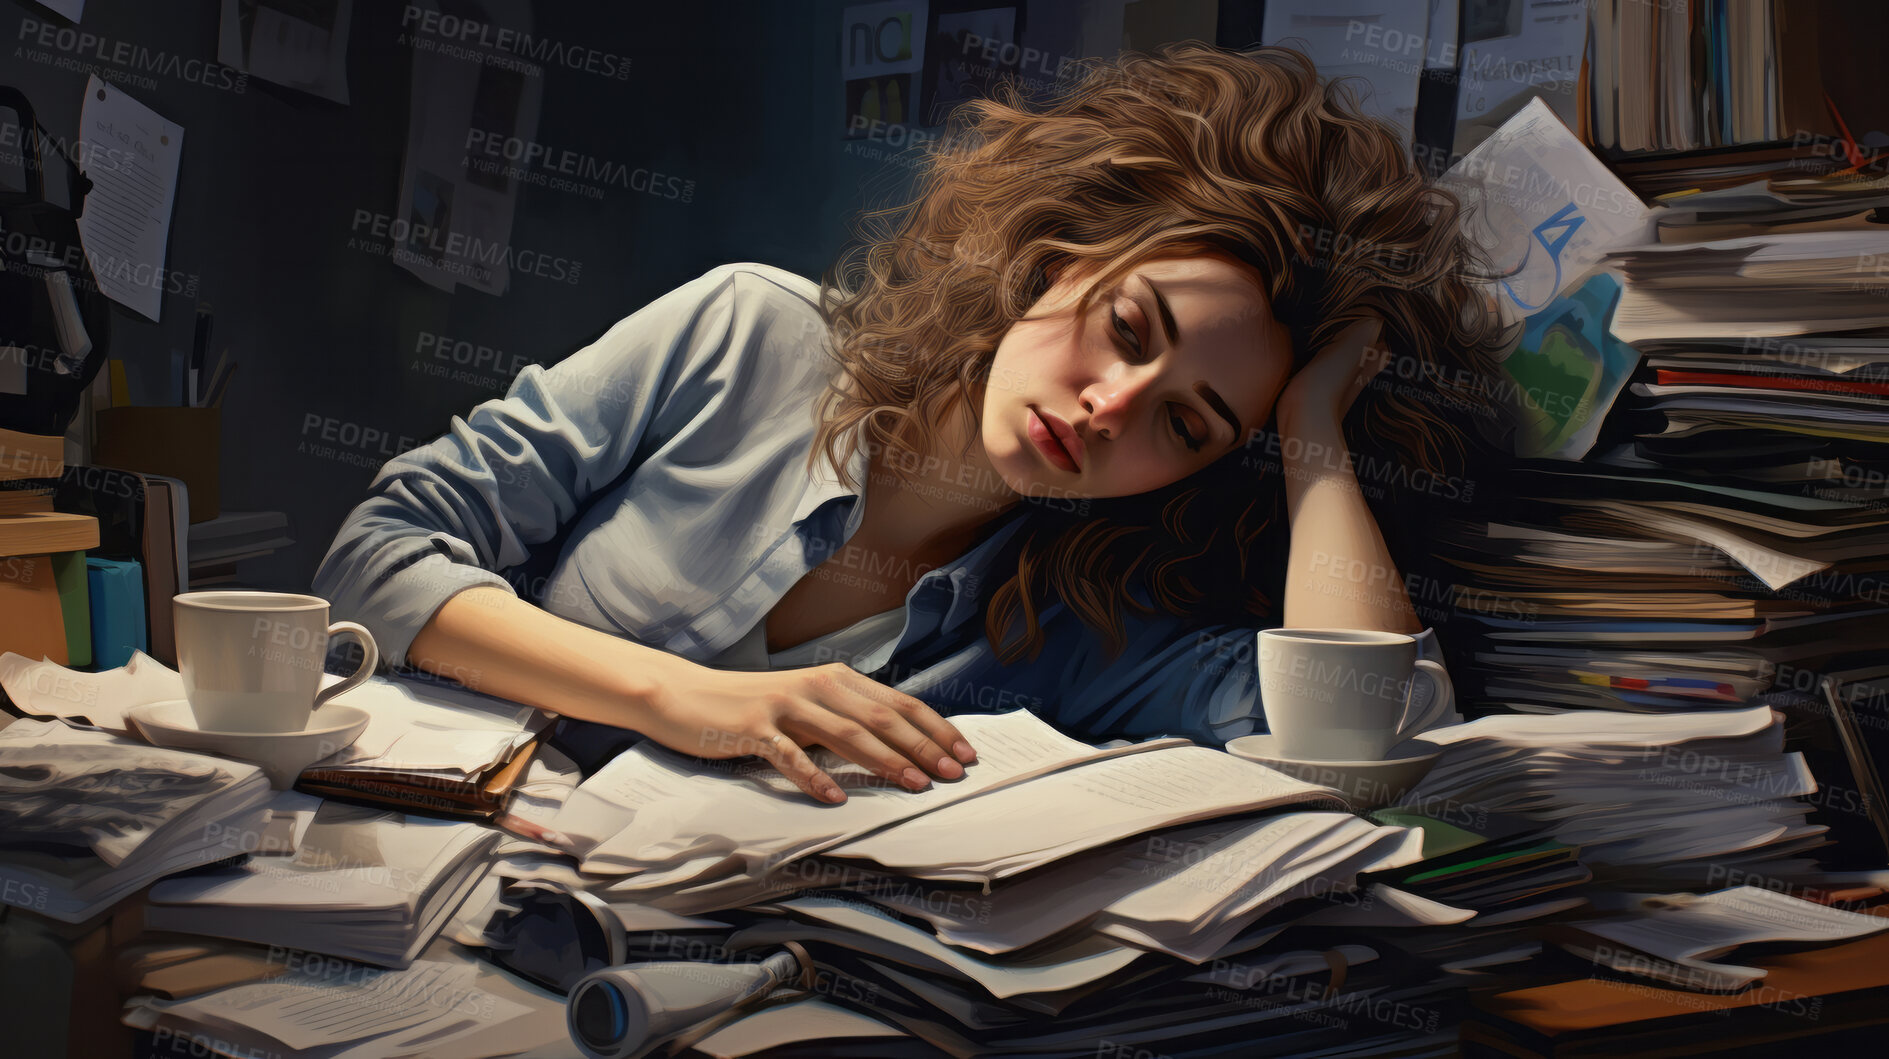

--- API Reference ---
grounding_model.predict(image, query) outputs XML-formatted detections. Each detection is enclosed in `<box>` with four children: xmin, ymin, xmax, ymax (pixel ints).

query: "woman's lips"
<box><xmin>1027</xmin><ymin>406</ymin><xmax>1081</xmax><ymax>473</ymax></box>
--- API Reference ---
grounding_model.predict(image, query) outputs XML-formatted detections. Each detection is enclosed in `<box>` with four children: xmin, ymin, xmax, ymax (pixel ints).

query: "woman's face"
<box><xmin>980</xmin><ymin>253</ymin><xmax>1294</xmax><ymax>500</ymax></box>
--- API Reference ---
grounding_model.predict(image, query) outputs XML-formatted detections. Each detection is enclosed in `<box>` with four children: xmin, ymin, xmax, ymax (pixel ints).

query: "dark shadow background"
<box><xmin>2</xmin><ymin>0</ymin><xmax>1265</xmax><ymax>595</ymax></box>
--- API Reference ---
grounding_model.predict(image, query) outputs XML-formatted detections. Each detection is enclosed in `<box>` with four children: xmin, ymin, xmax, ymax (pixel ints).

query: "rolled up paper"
<box><xmin>566</xmin><ymin>948</ymin><xmax>805</xmax><ymax>1059</ymax></box>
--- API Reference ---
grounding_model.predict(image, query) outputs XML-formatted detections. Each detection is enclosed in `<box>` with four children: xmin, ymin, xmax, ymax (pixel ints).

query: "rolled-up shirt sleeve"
<box><xmin>1038</xmin><ymin>612</ymin><xmax>1456</xmax><ymax>746</ymax></box>
<box><xmin>310</xmin><ymin>264</ymin><xmax>751</xmax><ymax>670</ymax></box>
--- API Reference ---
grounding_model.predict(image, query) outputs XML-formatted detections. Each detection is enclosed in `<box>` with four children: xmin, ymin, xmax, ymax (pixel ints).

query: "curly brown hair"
<box><xmin>810</xmin><ymin>42</ymin><xmax>1511</xmax><ymax>663</ymax></box>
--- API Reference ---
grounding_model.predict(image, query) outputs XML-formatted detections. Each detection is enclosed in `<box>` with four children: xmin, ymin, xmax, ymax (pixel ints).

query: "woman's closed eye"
<box><xmin>1109</xmin><ymin>304</ymin><xmax>1144</xmax><ymax>359</ymax></box>
<box><xmin>1108</xmin><ymin>301</ymin><xmax>1205</xmax><ymax>452</ymax></box>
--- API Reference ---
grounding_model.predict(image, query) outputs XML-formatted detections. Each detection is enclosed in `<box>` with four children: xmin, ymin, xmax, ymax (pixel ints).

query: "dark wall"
<box><xmin>3</xmin><ymin>0</ymin><xmax>1255</xmax><ymax>595</ymax></box>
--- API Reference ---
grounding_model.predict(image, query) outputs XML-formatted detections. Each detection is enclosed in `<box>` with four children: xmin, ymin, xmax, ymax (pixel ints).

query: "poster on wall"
<box><xmin>1451</xmin><ymin>0</ymin><xmax>1591</xmax><ymax>156</ymax></box>
<box><xmin>918</xmin><ymin>4</ymin><xmax>1020</xmax><ymax>127</ymax></box>
<box><xmin>217</xmin><ymin>0</ymin><xmax>355</xmax><ymax>105</ymax></box>
<box><xmin>842</xmin><ymin>1</ymin><xmax>929</xmax><ymax>139</ymax></box>
<box><xmin>391</xmin><ymin>0</ymin><xmax>542</xmax><ymax>296</ymax></box>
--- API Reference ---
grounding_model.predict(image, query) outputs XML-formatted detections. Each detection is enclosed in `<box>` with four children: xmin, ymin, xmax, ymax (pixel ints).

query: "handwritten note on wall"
<box><xmin>73</xmin><ymin>76</ymin><xmax>184</xmax><ymax>323</ymax></box>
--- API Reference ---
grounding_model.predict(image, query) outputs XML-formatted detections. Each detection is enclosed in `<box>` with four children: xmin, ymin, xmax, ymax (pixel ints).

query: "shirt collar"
<box><xmin>792</xmin><ymin>421</ymin><xmax>1033</xmax><ymax>631</ymax></box>
<box><xmin>791</xmin><ymin>423</ymin><xmax>873</xmax><ymax>529</ymax></box>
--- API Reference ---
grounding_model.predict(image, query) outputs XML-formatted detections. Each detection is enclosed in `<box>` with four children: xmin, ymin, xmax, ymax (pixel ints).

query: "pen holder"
<box><xmin>93</xmin><ymin>406</ymin><xmax>221</xmax><ymax>522</ymax></box>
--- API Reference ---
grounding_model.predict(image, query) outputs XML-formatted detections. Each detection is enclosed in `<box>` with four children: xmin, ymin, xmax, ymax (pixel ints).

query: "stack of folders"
<box><xmin>1441</xmin><ymin>172</ymin><xmax>1889</xmax><ymax>729</ymax></box>
<box><xmin>1434</xmin><ymin>464</ymin><xmax>1889</xmax><ymax>715</ymax></box>
<box><xmin>145</xmin><ymin>802</ymin><xmax>501</xmax><ymax>968</ymax></box>
<box><xmin>1368</xmin><ymin>808</ymin><xmax>1589</xmax><ymax>921</ymax></box>
<box><xmin>294</xmin><ymin>669</ymin><xmax>549</xmax><ymax>820</ymax></box>
<box><xmin>0</xmin><ymin>718</ymin><xmax>271</xmax><ymax>923</ymax></box>
<box><xmin>1584</xmin><ymin>0</ymin><xmax>1889</xmax><ymax>175</ymax></box>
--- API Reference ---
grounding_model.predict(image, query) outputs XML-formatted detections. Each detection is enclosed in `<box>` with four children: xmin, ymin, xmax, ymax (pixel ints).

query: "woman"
<box><xmin>312</xmin><ymin>43</ymin><xmax>1506</xmax><ymax>804</ymax></box>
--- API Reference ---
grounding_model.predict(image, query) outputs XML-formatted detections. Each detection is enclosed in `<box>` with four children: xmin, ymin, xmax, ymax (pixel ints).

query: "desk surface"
<box><xmin>1465</xmin><ymin>902</ymin><xmax>1889</xmax><ymax>1057</ymax></box>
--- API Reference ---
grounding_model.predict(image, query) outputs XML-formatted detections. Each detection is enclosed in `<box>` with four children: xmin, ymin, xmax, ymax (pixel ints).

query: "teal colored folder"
<box><xmin>85</xmin><ymin>556</ymin><xmax>146</xmax><ymax>670</ymax></box>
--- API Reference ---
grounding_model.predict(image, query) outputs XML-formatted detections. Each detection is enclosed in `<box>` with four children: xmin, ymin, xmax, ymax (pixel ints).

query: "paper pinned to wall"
<box><xmin>217</xmin><ymin>0</ymin><xmax>355</xmax><ymax>104</ymax></box>
<box><xmin>1262</xmin><ymin>0</ymin><xmax>1430</xmax><ymax>143</ymax></box>
<box><xmin>73</xmin><ymin>76</ymin><xmax>183</xmax><ymax>323</ymax></box>
<box><xmin>1452</xmin><ymin>0</ymin><xmax>1592</xmax><ymax>157</ymax></box>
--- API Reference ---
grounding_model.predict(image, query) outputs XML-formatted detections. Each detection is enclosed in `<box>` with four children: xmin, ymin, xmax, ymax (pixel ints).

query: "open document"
<box><xmin>554</xmin><ymin>709</ymin><xmax>1190</xmax><ymax>883</ymax></box>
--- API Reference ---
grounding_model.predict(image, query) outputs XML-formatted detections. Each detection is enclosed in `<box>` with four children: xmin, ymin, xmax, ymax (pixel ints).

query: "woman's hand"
<box><xmin>1275</xmin><ymin>318</ymin><xmax>1391</xmax><ymax>435</ymax></box>
<box><xmin>635</xmin><ymin>658</ymin><xmax>979</xmax><ymax>804</ymax></box>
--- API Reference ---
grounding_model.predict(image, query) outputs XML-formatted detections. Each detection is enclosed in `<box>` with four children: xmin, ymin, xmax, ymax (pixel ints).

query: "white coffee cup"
<box><xmin>1257</xmin><ymin>628</ymin><xmax>1454</xmax><ymax>761</ymax></box>
<box><xmin>172</xmin><ymin>591</ymin><xmax>378</xmax><ymax>733</ymax></box>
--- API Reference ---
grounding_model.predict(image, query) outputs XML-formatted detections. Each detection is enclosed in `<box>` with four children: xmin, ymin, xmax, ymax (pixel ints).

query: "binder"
<box><xmin>85</xmin><ymin>556</ymin><xmax>145</xmax><ymax>671</ymax></box>
<box><xmin>49</xmin><ymin>466</ymin><xmax>188</xmax><ymax>667</ymax></box>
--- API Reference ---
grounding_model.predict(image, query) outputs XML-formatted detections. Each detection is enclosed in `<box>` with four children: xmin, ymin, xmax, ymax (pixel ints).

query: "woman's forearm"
<box><xmin>405</xmin><ymin>585</ymin><xmax>680</xmax><ymax>729</ymax></box>
<box><xmin>1278</xmin><ymin>414</ymin><xmax>1422</xmax><ymax>634</ymax></box>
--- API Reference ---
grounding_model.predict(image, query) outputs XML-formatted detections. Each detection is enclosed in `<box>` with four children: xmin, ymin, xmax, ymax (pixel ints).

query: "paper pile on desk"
<box><xmin>0</xmin><ymin>718</ymin><xmax>271</xmax><ymax>923</ymax></box>
<box><xmin>493</xmin><ymin>711</ymin><xmax>1461</xmax><ymax>1054</ymax></box>
<box><xmin>145</xmin><ymin>801</ymin><xmax>501</xmax><ymax>968</ymax></box>
<box><xmin>1399</xmin><ymin>706</ymin><xmax>1825</xmax><ymax>886</ymax></box>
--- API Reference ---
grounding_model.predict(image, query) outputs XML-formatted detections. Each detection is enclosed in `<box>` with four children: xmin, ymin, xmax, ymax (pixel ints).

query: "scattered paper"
<box><xmin>73</xmin><ymin>76</ymin><xmax>184</xmax><ymax>323</ymax></box>
<box><xmin>564</xmin><ymin>711</ymin><xmax>1184</xmax><ymax>883</ymax></box>
<box><xmin>146</xmin><ymin>958</ymin><xmax>528</xmax><ymax>1051</ymax></box>
<box><xmin>829</xmin><ymin>745</ymin><xmax>1345</xmax><ymax>881</ymax></box>
<box><xmin>1441</xmin><ymin>96</ymin><xmax>1649</xmax><ymax>325</ymax></box>
<box><xmin>0</xmin><ymin>649</ymin><xmax>183</xmax><ymax>731</ymax></box>
<box><xmin>1561</xmin><ymin>886</ymin><xmax>1889</xmax><ymax>990</ymax></box>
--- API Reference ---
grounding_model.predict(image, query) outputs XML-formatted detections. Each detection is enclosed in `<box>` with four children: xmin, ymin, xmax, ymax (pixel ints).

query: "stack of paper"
<box><xmin>121</xmin><ymin>941</ymin><xmax>570</xmax><ymax>1059</ymax></box>
<box><xmin>552</xmin><ymin>713</ymin><xmax>1361</xmax><ymax>907</ymax></box>
<box><xmin>145</xmin><ymin>802</ymin><xmax>501</xmax><ymax>967</ymax></box>
<box><xmin>1398</xmin><ymin>706</ymin><xmax>1826</xmax><ymax>885</ymax></box>
<box><xmin>0</xmin><ymin>718</ymin><xmax>271</xmax><ymax>923</ymax></box>
<box><xmin>295</xmin><ymin>669</ymin><xmax>548</xmax><ymax>819</ymax></box>
<box><xmin>1433</xmin><ymin>464</ymin><xmax>1889</xmax><ymax>715</ymax></box>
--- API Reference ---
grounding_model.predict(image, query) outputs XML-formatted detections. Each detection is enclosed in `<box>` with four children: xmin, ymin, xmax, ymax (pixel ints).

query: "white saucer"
<box><xmin>127</xmin><ymin>700</ymin><xmax>370</xmax><ymax>789</ymax></box>
<box><xmin>1225</xmin><ymin>735</ymin><xmax>1443</xmax><ymax>810</ymax></box>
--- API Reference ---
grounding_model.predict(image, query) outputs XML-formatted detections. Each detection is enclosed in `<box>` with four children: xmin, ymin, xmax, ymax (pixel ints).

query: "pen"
<box><xmin>494</xmin><ymin>811</ymin><xmax>573</xmax><ymax>849</ymax></box>
<box><xmin>191</xmin><ymin>306</ymin><xmax>212</xmax><ymax>406</ymax></box>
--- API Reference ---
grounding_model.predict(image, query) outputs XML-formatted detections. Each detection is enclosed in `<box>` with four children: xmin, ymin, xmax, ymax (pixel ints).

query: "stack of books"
<box><xmin>1583</xmin><ymin>1</ymin><xmax>1887</xmax><ymax>197</ymax></box>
